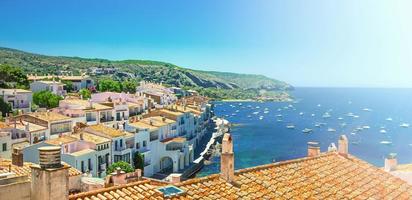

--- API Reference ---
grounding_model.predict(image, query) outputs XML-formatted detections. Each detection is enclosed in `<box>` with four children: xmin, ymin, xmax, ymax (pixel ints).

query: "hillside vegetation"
<box><xmin>0</xmin><ymin>47</ymin><xmax>293</xmax><ymax>100</ymax></box>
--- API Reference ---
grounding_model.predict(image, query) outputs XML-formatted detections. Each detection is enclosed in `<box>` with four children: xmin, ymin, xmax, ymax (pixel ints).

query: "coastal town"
<box><xmin>1</xmin><ymin>73</ymin><xmax>412</xmax><ymax>199</ymax></box>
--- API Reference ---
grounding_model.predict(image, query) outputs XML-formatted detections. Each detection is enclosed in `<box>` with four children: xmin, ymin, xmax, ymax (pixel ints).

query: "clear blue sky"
<box><xmin>1</xmin><ymin>0</ymin><xmax>411</xmax><ymax>87</ymax></box>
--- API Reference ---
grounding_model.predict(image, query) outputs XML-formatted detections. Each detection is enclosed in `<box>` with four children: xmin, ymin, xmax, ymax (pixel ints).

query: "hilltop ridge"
<box><xmin>0</xmin><ymin>47</ymin><xmax>292</xmax><ymax>100</ymax></box>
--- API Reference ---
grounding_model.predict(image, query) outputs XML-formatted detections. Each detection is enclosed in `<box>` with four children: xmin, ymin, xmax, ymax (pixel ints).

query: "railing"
<box><xmin>166</xmin><ymin>146</ymin><xmax>183</xmax><ymax>151</ymax></box>
<box><xmin>100</xmin><ymin>117</ymin><xmax>113</xmax><ymax>123</ymax></box>
<box><xmin>114</xmin><ymin>146</ymin><xmax>126</xmax><ymax>151</ymax></box>
<box><xmin>139</xmin><ymin>148</ymin><xmax>150</xmax><ymax>154</ymax></box>
<box><xmin>99</xmin><ymin>163</ymin><xmax>106</xmax><ymax>171</ymax></box>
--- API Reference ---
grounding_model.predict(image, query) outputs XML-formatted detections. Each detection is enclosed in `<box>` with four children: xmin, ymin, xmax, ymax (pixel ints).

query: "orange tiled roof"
<box><xmin>0</xmin><ymin>159</ymin><xmax>81</xmax><ymax>180</ymax></box>
<box><xmin>69</xmin><ymin>152</ymin><xmax>412</xmax><ymax>199</ymax></box>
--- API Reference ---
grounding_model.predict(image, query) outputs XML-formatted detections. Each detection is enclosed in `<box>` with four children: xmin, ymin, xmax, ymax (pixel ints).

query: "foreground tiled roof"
<box><xmin>0</xmin><ymin>159</ymin><xmax>81</xmax><ymax>179</ymax></box>
<box><xmin>69</xmin><ymin>152</ymin><xmax>412</xmax><ymax>200</ymax></box>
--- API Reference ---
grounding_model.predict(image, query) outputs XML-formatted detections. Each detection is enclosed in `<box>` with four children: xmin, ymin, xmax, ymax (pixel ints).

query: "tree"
<box><xmin>0</xmin><ymin>97</ymin><xmax>12</xmax><ymax>117</ymax></box>
<box><xmin>122</xmin><ymin>80</ymin><xmax>137</xmax><ymax>93</ymax></box>
<box><xmin>97</xmin><ymin>78</ymin><xmax>122</xmax><ymax>92</ymax></box>
<box><xmin>133</xmin><ymin>152</ymin><xmax>144</xmax><ymax>171</ymax></box>
<box><xmin>62</xmin><ymin>80</ymin><xmax>74</xmax><ymax>92</ymax></box>
<box><xmin>0</xmin><ymin>64</ymin><xmax>29</xmax><ymax>89</ymax></box>
<box><xmin>107</xmin><ymin>161</ymin><xmax>134</xmax><ymax>174</ymax></box>
<box><xmin>79</xmin><ymin>88</ymin><xmax>91</xmax><ymax>99</ymax></box>
<box><xmin>33</xmin><ymin>91</ymin><xmax>63</xmax><ymax>108</ymax></box>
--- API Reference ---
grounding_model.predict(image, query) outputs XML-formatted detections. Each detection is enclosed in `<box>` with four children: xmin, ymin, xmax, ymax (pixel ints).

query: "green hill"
<box><xmin>0</xmin><ymin>47</ymin><xmax>293</xmax><ymax>100</ymax></box>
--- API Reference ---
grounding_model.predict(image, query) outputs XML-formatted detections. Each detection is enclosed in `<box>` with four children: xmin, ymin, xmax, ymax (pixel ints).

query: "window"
<box><xmin>115</xmin><ymin>140</ymin><xmax>118</xmax><ymax>150</ymax></box>
<box><xmin>136</xmin><ymin>142</ymin><xmax>140</xmax><ymax>149</ymax></box>
<box><xmin>120</xmin><ymin>139</ymin><xmax>123</xmax><ymax>147</ymax></box>
<box><xmin>81</xmin><ymin>161</ymin><xmax>85</xmax><ymax>173</ymax></box>
<box><xmin>143</xmin><ymin>141</ymin><xmax>147</xmax><ymax>148</ymax></box>
<box><xmin>2</xmin><ymin>143</ymin><xmax>6</xmax><ymax>151</ymax></box>
<box><xmin>88</xmin><ymin>158</ymin><xmax>92</xmax><ymax>171</ymax></box>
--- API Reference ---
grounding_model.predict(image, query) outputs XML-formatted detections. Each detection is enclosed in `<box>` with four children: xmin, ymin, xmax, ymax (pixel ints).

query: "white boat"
<box><xmin>386</xmin><ymin>117</ymin><xmax>393</xmax><ymax>121</ymax></box>
<box><xmin>259</xmin><ymin>116</ymin><xmax>264</xmax><ymax>120</ymax></box>
<box><xmin>277</xmin><ymin>108</ymin><xmax>282</xmax><ymax>112</ymax></box>
<box><xmin>302</xmin><ymin>128</ymin><xmax>313</xmax><ymax>133</ymax></box>
<box><xmin>263</xmin><ymin>111</ymin><xmax>269</xmax><ymax>114</ymax></box>
<box><xmin>340</xmin><ymin>123</ymin><xmax>347</xmax><ymax>127</ymax></box>
<box><xmin>362</xmin><ymin>125</ymin><xmax>370</xmax><ymax>129</ymax></box>
<box><xmin>256</xmin><ymin>106</ymin><xmax>260</xmax><ymax>109</ymax></box>
<box><xmin>247</xmin><ymin>115</ymin><xmax>252</xmax><ymax>118</ymax></box>
<box><xmin>288</xmin><ymin>104</ymin><xmax>293</xmax><ymax>108</ymax></box>
<box><xmin>380</xmin><ymin>141</ymin><xmax>392</xmax><ymax>145</ymax></box>
<box><xmin>346</xmin><ymin>112</ymin><xmax>355</xmax><ymax>117</ymax></box>
<box><xmin>353</xmin><ymin>115</ymin><xmax>360</xmax><ymax>118</ymax></box>
<box><xmin>276</xmin><ymin>114</ymin><xmax>283</xmax><ymax>117</ymax></box>
<box><xmin>354</xmin><ymin>127</ymin><xmax>363</xmax><ymax>132</ymax></box>
<box><xmin>362</xmin><ymin>108</ymin><xmax>372</xmax><ymax>112</ymax></box>
<box><xmin>235</xmin><ymin>110</ymin><xmax>239</xmax><ymax>113</ymax></box>
<box><xmin>311</xmin><ymin>114</ymin><xmax>315</xmax><ymax>117</ymax></box>
<box><xmin>315</xmin><ymin>123</ymin><xmax>321</xmax><ymax>128</ymax></box>
<box><xmin>327</xmin><ymin>128</ymin><xmax>336</xmax><ymax>132</ymax></box>
<box><xmin>277</xmin><ymin>119</ymin><xmax>283</xmax><ymax>122</ymax></box>
<box><xmin>337</xmin><ymin>117</ymin><xmax>343</xmax><ymax>120</ymax></box>
<box><xmin>299</xmin><ymin>112</ymin><xmax>304</xmax><ymax>116</ymax></box>
<box><xmin>317</xmin><ymin>104</ymin><xmax>321</xmax><ymax>107</ymax></box>
<box><xmin>286</xmin><ymin>124</ymin><xmax>295</xmax><ymax>129</ymax></box>
<box><xmin>238</xmin><ymin>103</ymin><xmax>242</xmax><ymax>106</ymax></box>
<box><xmin>350</xmin><ymin>132</ymin><xmax>356</xmax><ymax>135</ymax></box>
<box><xmin>322</xmin><ymin>112</ymin><xmax>331</xmax><ymax>118</ymax></box>
<box><xmin>252</xmin><ymin>111</ymin><xmax>259</xmax><ymax>115</ymax></box>
<box><xmin>264</xmin><ymin>108</ymin><xmax>269</xmax><ymax>110</ymax></box>
<box><xmin>380</xmin><ymin>129</ymin><xmax>387</xmax><ymax>134</ymax></box>
<box><xmin>400</xmin><ymin>123</ymin><xmax>410</xmax><ymax>128</ymax></box>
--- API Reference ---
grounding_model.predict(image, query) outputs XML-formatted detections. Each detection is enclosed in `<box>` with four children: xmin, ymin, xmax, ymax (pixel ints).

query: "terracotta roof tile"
<box><xmin>70</xmin><ymin>152</ymin><xmax>412</xmax><ymax>200</ymax></box>
<box><xmin>0</xmin><ymin>159</ymin><xmax>81</xmax><ymax>179</ymax></box>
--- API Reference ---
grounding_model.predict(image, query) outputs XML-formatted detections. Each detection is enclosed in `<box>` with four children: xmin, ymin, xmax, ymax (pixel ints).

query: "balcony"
<box><xmin>166</xmin><ymin>146</ymin><xmax>183</xmax><ymax>151</ymax></box>
<box><xmin>100</xmin><ymin>116</ymin><xmax>113</xmax><ymax>123</ymax></box>
<box><xmin>99</xmin><ymin>163</ymin><xmax>106</xmax><ymax>171</ymax></box>
<box><xmin>139</xmin><ymin>148</ymin><xmax>150</xmax><ymax>154</ymax></box>
<box><xmin>114</xmin><ymin>146</ymin><xmax>127</xmax><ymax>151</ymax></box>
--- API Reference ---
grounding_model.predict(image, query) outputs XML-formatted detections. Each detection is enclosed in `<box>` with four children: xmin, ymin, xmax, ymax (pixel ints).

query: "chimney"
<box><xmin>170</xmin><ymin>173</ymin><xmax>181</xmax><ymax>184</ymax></box>
<box><xmin>162</xmin><ymin>117</ymin><xmax>166</xmax><ymax>122</ymax></box>
<box><xmin>307</xmin><ymin>141</ymin><xmax>320</xmax><ymax>157</ymax></box>
<box><xmin>338</xmin><ymin>135</ymin><xmax>349</xmax><ymax>157</ymax></box>
<box><xmin>11</xmin><ymin>147</ymin><xmax>24</xmax><ymax>167</ymax></box>
<box><xmin>31</xmin><ymin>146</ymin><xmax>69</xmax><ymax>200</ymax></box>
<box><xmin>384</xmin><ymin>153</ymin><xmax>397</xmax><ymax>172</ymax></box>
<box><xmin>80</xmin><ymin>132</ymin><xmax>84</xmax><ymax>140</ymax></box>
<box><xmin>220</xmin><ymin>133</ymin><xmax>235</xmax><ymax>183</ymax></box>
<box><xmin>88</xmin><ymin>99</ymin><xmax>93</xmax><ymax>109</ymax></box>
<box><xmin>110</xmin><ymin>167</ymin><xmax>127</xmax><ymax>186</ymax></box>
<box><xmin>25</xmin><ymin>122</ymin><xmax>30</xmax><ymax>132</ymax></box>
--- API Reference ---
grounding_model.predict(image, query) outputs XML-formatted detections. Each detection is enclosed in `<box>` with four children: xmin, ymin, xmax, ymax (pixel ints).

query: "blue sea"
<box><xmin>197</xmin><ymin>88</ymin><xmax>412</xmax><ymax>177</ymax></box>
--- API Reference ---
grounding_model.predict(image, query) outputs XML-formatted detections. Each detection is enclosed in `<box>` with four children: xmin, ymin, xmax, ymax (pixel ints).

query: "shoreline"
<box><xmin>186</xmin><ymin>117</ymin><xmax>229</xmax><ymax>179</ymax></box>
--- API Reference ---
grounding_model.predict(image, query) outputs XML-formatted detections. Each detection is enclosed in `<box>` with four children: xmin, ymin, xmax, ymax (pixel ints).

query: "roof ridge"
<box><xmin>235</xmin><ymin>152</ymin><xmax>337</xmax><ymax>175</ymax></box>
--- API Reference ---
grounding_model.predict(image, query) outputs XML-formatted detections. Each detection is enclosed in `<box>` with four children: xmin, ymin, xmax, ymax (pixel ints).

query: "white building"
<box><xmin>0</xmin><ymin>89</ymin><xmax>32</xmax><ymax>113</ymax></box>
<box><xmin>27</xmin><ymin>74</ymin><xmax>94</xmax><ymax>91</ymax></box>
<box><xmin>30</xmin><ymin>80</ymin><xmax>66</xmax><ymax>96</ymax></box>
